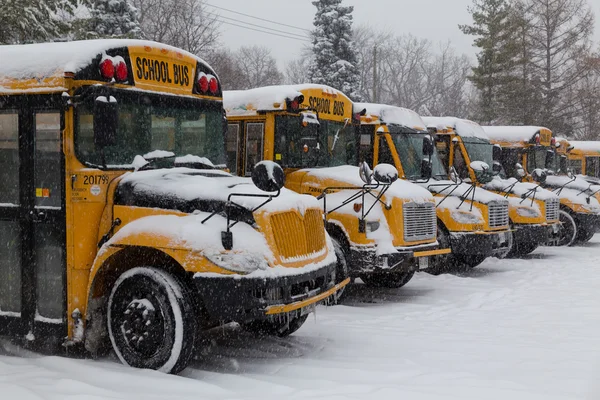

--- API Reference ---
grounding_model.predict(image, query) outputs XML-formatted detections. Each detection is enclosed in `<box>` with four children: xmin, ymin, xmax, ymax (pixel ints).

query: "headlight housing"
<box><xmin>451</xmin><ymin>210</ymin><xmax>484</xmax><ymax>225</ymax></box>
<box><xmin>515</xmin><ymin>206</ymin><xmax>541</xmax><ymax>218</ymax></box>
<box><xmin>366</xmin><ymin>220</ymin><xmax>380</xmax><ymax>233</ymax></box>
<box><xmin>204</xmin><ymin>251</ymin><xmax>269</xmax><ymax>274</ymax></box>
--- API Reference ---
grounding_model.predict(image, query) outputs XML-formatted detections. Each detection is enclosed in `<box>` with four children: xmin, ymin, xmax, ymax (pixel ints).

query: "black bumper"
<box><xmin>450</xmin><ymin>231</ymin><xmax>510</xmax><ymax>256</ymax></box>
<box><xmin>574</xmin><ymin>213</ymin><xmax>600</xmax><ymax>233</ymax></box>
<box><xmin>348</xmin><ymin>242</ymin><xmax>439</xmax><ymax>275</ymax></box>
<box><xmin>513</xmin><ymin>224</ymin><xmax>556</xmax><ymax>245</ymax></box>
<box><xmin>193</xmin><ymin>261</ymin><xmax>336</xmax><ymax>324</ymax></box>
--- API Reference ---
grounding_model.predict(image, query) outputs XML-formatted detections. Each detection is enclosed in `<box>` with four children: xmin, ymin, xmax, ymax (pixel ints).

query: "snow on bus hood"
<box><xmin>419</xmin><ymin>179</ymin><xmax>506</xmax><ymax>205</ymax></box>
<box><xmin>116</xmin><ymin>167</ymin><xmax>320</xmax><ymax>215</ymax></box>
<box><xmin>544</xmin><ymin>176</ymin><xmax>600</xmax><ymax>208</ymax></box>
<box><xmin>484</xmin><ymin>177</ymin><xmax>559</xmax><ymax>201</ymax></box>
<box><xmin>300</xmin><ymin>165</ymin><xmax>434</xmax><ymax>203</ymax></box>
<box><xmin>545</xmin><ymin>175</ymin><xmax>600</xmax><ymax>194</ymax></box>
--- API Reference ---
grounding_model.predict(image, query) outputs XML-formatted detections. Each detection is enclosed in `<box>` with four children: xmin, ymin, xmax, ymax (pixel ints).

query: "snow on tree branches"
<box><xmin>308</xmin><ymin>0</ymin><xmax>362</xmax><ymax>101</ymax></box>
<box><xmin>80</xmin><ymin>0</ymin><xmax>142</xmax><ymax>39</ymax></box>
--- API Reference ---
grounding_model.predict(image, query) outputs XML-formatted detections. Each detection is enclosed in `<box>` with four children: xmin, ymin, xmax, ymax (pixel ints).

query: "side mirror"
<box><xmin>422</xmin><ymin>135</ymin><xmax>434</xmax><ymax>156</ymax></box>
<box><xmin>492</xmin><ymin>161</ymin><xmax>502</xmax><ymax>175</ymax></box>
<box><xmin>373</xmin><ymin>163</ymin><xmax>398</xmax><ymax>184</ymax></box>
<box><xmin>493</xmin><ymin>144</ymin><xmax>502</xmax><ymax>161</ymax></box>
<box><xmin>421</xmin><ymin>158</ymin><xmax>432</xmax><ymax>179</ymax></box>
<box><xmin>515</xmin><ymin>163</ymin><xmax>526</xmax><ymax>178</ymax></box>
<box><xmin>531</xmin><ymin>168</ymin><xmax>547</xmax><ymax>184</ymax></box>
<box><xmin>567</xmin><ymin>169</ymin><xmax>574</xmax><ymax>179</ymax></box>
<box><xmin>252</xmin><ymin>161</ymin><xmax>285</xmax><ymax>192</ymax></box>
<box><xmin>470</xmin><ymin>161</ymin><xmax>493</xmax><ymax>183</ymax></box>
<box><xmin>359</xmin><ymin>161</ymin><xmax>373</xmax><ymax>184</ymax></box>
<box><xmin>93</xmin><ymin>96</ymin><xmax>118</xmax><ymax>147</ymax></box>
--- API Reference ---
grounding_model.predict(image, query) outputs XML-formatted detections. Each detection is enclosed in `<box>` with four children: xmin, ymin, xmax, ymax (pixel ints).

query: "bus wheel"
<box><xmin>555</xmin><ymin>210</ymin><xmax>577</xmax><ymax>247</ymax></box>
<box><xmin>574</xmin><ymin>225</ymin><xmax>595</xmax><ymax>243</ymax></box>
<box><xmin>331</xmin><ymin>238</ymin><xmax>349</xmax><ymax>302</ymax></box>
<box><xmin>360</xmin><ymin>271</ymin><xmax>415</xmax><ymax>288</ymax></box>
<box><xmin>108</xmin><ymin>267</ymin><xmax>197</xmax><ymax>374</ymax></box>
<box><xmin>243</xmin><ymin>314</ymin><xmax>309</xmax><ymax>337</ymax></box>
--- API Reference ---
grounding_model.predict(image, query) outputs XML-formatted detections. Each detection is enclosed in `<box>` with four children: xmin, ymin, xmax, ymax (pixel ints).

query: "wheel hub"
<box><xmin>120</xmin><ymin>298</ymin><xmax>164</xmax><ymax>356</ymax></box>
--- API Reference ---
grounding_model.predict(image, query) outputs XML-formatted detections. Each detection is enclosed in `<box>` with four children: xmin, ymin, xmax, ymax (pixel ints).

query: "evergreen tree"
<box><xmin>460</xmin><ymin>0</ymin><xmax>519</xmax><ymax>124</ymax></box>
<box><xmin>80</xmin><ymin>0</ymin><xmax>142</xmax><ymax>39</ymax></box>
<box><xmin>307</xmin><ymin>0</ymin><xmax>362</xmax><ymax>101</ymax></box>
<box><xmin>0</xmin><ymin>0</ymin><xmax>78</xmax><ymax>44</ymax></box>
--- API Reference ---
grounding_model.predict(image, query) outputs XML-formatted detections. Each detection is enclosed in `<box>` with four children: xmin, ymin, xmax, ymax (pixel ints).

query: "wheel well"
<box><xmin>84</xmin><ymin>246</ymin><xmax>199</xmax><ymax>354</ymax></box>
<box><xmin>325</xmin><ymin>222</ymin><xmax>350</xmax><ymax>251</ymax></box>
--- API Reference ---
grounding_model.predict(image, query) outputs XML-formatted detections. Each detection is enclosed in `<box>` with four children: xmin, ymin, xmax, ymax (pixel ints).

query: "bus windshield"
<box><xmin>75</xmin><ymin>88</ymin><xmax>226</xmax><ymax>169</ymax></box>
<box><xmin>389</xmin><ymin>129</ymin><xmax>447</xmax><ymax>180</ymax></box>
<box><xmin>462</xmin><ymin>137</ymin><xmax>493</xmax><ymax>168</ymax></box>
<box><xmin>528</xmin><ymin>147</ymin><xmax>549</xmax><ymax>171</ymax></box>
<box><xmin>274</xmin><ymin>116</ymin><xmax>357</xmax><ymax>169</ymax></box>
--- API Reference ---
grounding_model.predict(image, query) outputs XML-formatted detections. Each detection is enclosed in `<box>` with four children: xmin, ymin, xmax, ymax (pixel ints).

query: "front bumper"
<box><xmin>513</xmin><ymin>223</ymin><xmax>557</xmax><ymax>245</ymax></box>
<box><xmin>348</xmin><ymin>242</ymin><xmax>448</xmax><ymax>274</ymax></box>
<box><xmin>194</xmin><ymin>261</ymin><xmax>347</xmax><ymax>324</ymax></box>
<box><xmin>450</xmin><ymin>230</ymin><xmax>510</xmax><ymax>256</ymax></box>
<box><xmin>573</xmin><ymin>212</ymin><xmax>600</xmax><ymax>233</ymax></box>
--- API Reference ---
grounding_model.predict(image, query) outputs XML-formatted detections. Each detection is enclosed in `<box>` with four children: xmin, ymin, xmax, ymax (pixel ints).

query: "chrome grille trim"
<box><xmin>403</xmin><ymin>202</ymin><xmax>437</xmax><ymax>242</ymax></box>
<box><xmin>488</xmin><ymin>201</ymin><xmax>509</xmax><ymax>228</ymax></box>
<box><xmin>545</xmin><ymin>198</ymin><xmax>559</xmax><ymax>221</ymax></box>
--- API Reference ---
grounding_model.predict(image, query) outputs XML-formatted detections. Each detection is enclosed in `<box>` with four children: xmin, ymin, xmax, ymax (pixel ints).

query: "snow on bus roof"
<box><xmin>569</xmin><ymin>141</ymin><xmax>600</xmax><ymax>153</ymax></box>
<box><xmin>223</xmin><ymin>84</ymin><xmax>342</xmax><ymax>116</ymax></box>
<box><xmin>354</xmin><ymin>103</ymin><xmax>427</xmax><ymax>130</ymax></box>
<box><xmin>422</xmin><ymin>117</ymin><xmax>488</xmax><ymax>140</ymax></box>
<box><xmin>0</xmin><ymin>39</ymin><xmax>213</xmax><ymax>81</ymax></box>
<box><xmin>481</xmin><ymin>126</ymin><xmax>551</xmax><ymax>143</ymax></box>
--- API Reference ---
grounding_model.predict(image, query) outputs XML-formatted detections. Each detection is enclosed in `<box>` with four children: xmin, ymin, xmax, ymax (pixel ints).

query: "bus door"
<box><xmin>227</xmin><ymin>121</ymin><xmax>265</xmax><ymax>177</ymax></box>
<box><xmin>0</xmin><ymin>100</ymin><xmax>66</xmax><ymax>339</ymax></box>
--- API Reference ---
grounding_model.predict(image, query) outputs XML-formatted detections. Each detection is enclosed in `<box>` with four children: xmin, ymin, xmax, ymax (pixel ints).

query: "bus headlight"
<box><xmin>516</xmin><ymin>206</ymin><xmax>541</xmax><ymax>218</ymax></box>
<box><xmin>204</xmin><ymin>251</ymin><xmax>269</xmax><ymax>274</ymax></box>
<box><xmin>451</xmin><ymin>210</ymin><xmax>484</xmax><ymax>225</ymax></box>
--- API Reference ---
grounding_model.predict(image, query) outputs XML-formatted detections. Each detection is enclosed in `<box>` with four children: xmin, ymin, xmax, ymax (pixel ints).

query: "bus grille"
<box><xmin>403</xmin><ymin>202</ymin><xmax>437</xmax><ymax>242</ymax></box>
<box><xmin>488</xmin><ymin>201</ymin><xmax>509</xmax><ymax>228</ymax></box>
<box><xmin>270</xmin><ymin>209</ymin><xmax>327</xmax><ymax>263</ymax></box>
<box><xmin>545</xmin><ymin>198</ymin><xmax>559</xmax><ymax>222</ymax></box>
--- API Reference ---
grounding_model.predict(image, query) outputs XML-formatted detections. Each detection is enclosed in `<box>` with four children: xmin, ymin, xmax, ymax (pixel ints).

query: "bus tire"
<box><xmin>554</xmin><ymin>210</ymin><xmax>577</xmax><ymax>247</ymax></box>
<box><xmin>360</xmin><ymin>271</ymin><xmax>415</xmax><ymax>288</ymax></box>
<box><xmin>574</xmin><ymin>225</ymin><xmax>595</xmax><ymax>243</ymax></box>
<box><xmin>243</xmin><ymin>314</ymin><xmax>309</xmax><ymax>337</ymax></box>
<box><xmin>108</xmin><ymin>267</ymin><xmax>197</xmax><ymax>374</ymax></box>
<box><xmin>331</xmin><ymin>237</ymin><xmax>349</xmax><ymax>302</ymax></box>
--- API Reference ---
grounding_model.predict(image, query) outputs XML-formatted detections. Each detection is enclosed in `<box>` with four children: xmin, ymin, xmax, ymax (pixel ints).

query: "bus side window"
<box><xmin>226</xmin><ymin>124</ymin><xmax>240</xmax><ymax>175</ymax></box>
<box><xmin>0</xmin><ymin>112</ymin><xmax>19</xmax><ymax>204</ymax></box>
<box><xmin>378</xmin><ymin>137</ymin><xmax>394</xmax><ymax>165</ymax></box>
<box><xmin>569</xmin><ymin>159</ymin><xmax>582</xmax><ymax>175</ymax></box>
<box><xmin>35</xmin><ymin>113</ymin><xmax>62</xmax><ymax>208</ymax></box>
<box><xmin>453</xmin><ymin>147</ymin><xmax>469</xmax><ymax>180</ymax></box>
<box><xmin>585</xmin><ymin>157</ymin><xmax>598</xmax><ymax>177</ymax></box>
<box><xmin>245</xmin><ymin>123</ymin><xmax>264</xmax><ymax>177</ymax></box>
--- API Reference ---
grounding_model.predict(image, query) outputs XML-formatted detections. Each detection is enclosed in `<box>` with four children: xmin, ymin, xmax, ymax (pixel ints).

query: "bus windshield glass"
<box><xmin>75</xmin><ymin>89</ymin><xmax>225</xmax><ymax>169</ymax></box>
<box><xmin>462</xmin><ymin>137</ymin><xmax>493</xmax><ymax>168</ymax></box>
<box><xmin>274</xmin><ymin>116</ymin><xmax>356</xmax><ymax>169</ymax></box>
<box><xmin>528</xmin><ymin>147</ymin><xmax>550</xmax><ymax>171</ymax></box>
<box><xmin>388</xmin><ymin>128</ymin><xmax>447</xmax><ymax>180</ymax></box>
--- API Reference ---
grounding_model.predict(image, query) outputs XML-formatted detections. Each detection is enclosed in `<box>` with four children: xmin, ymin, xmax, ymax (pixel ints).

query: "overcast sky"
<box><xmin>208</xmin><ymin>0</ymin><xmax>600</xmax><ymax>68</ymax></box>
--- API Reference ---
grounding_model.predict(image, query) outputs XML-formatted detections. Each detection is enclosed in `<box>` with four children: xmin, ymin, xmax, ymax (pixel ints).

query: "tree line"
<box><xmin>0</xmin><ymin>0</ymin><xmax>598</xmax><ymax>139</ymax></box>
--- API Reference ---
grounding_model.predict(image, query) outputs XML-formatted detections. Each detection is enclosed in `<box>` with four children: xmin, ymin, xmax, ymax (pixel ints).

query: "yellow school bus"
<box><xmin>225</xmin><ymin>85</ymin><xmax>449</xmax><ymax>290</ymax></box>
<box><xmin>483</xmin><ymin>126</ymin><xmax>600</xmax><ymax>245</ymax></box>
<box><xmin>567</xmin><ymin>141</ymin><xmax>600</xmax><ymax>178</ymax></box>
<box><xmin>0</xmin><ymin>40</ymin><xmax>347</xmax><ymax>373</ymax></box>
<box><xmin>353</xmin><ymin>104</ymin><xmax>510</xmax><ymax>271</ymax></box>
<box><xmin>423</xmin><ymin>118</ymin><xmax>560</xmax><ymax>257</ymax></box>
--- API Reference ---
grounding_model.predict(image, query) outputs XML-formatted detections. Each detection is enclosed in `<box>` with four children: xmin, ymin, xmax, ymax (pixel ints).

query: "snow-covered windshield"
<box><xmin>274</xmin><ymin>116</ymin><xmax>356</xmax><ymax>168</ymax></box>
<box><xmin>389</xmin><ymin>130</ymin><xmax>447</xmax><ymax>180</ymax></box>
<box><xmin>462</xmin><ymin>137</ymin><xmax>493</xmax><ymax>168</ymax></box>
<box><xmin>75</xmin><ymin>88</ymin><xmax>225</xmax><ymax>169</ymax></box>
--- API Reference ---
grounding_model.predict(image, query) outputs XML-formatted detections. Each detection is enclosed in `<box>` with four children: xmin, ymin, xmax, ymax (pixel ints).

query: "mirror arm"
<box><xmin>319</xmin><ymin>185</ymin><xmax>379</xmax><ymax>219</ymax></box>
<box><xmin>362</xmin><ymin>184</ymin><xmax>391</xmax><ymax>220</ymax></box>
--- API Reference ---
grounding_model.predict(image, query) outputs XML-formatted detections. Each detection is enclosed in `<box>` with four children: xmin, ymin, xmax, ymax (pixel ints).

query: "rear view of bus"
<box><xmin>355</xmin><ymin>104</ymin><xmax>510</xmax><ymax>272</ymax></box>
<box><xmin>0</xmin><ymin>40</ymin><xmax>346</xmax><ymax>374</ymax></box>
<box><xmin>483</xmin><ymin>126</ymin><xmax>600</xmax><ymax>245</ymax></box>
<box><xmin>225</xmin><ymin>85</ymin><xmax>447</xmax><ymax>292</ymax></box>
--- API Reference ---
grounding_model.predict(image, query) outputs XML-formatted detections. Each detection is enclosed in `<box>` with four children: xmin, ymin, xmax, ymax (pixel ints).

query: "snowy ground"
<box><xmin>2</xmin><ymin>237</ymin><xmax>600</xmax><ymax>400</ymax></box>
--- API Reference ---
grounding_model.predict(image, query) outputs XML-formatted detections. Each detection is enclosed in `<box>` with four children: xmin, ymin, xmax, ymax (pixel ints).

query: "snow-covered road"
<box><xmin>2</xmin><ymin>238</ymin><xmax>600</xmax><ymax>400</ymax></box>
